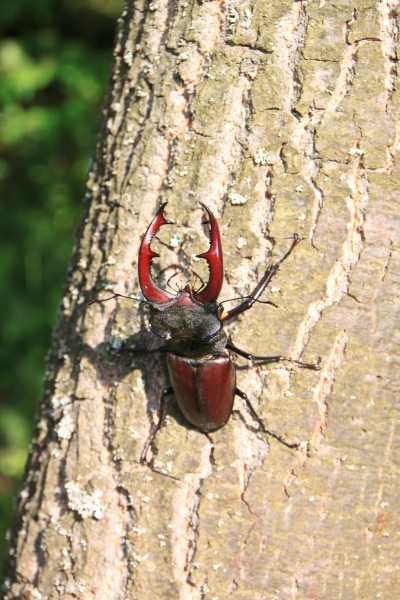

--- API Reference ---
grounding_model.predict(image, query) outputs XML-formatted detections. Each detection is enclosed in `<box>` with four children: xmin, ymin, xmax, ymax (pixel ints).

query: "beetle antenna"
<box><xmin>155</xmin><ymin>264</ymin><xmax>186</xmax><ymax>292</ymax></box>
<box><xmin>220</xmin><ymin>296</ymin><xmax>279</xmax><ymax>309</ymax></box>
<box><xmin>87</xmin><ymin>293</ymin><xmax>140</xmax><ymax>307</ymax></box>
<box><xmin>165</xmin><ymin>270</ymin><xmax>183</xmax><ymax>293</ymax></box>
<box><xmin>192</xmin><ymin>269</ymin><xmax>206</xmax><ymax>294</ymax></box>
<box><xmin>157</xmin><ymin>264</ymin><xmax>183</xmax><ymax>279</ymax></box>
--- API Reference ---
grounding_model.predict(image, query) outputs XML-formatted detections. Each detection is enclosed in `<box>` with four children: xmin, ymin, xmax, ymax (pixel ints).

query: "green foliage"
<box><xmin>0</xmin><ymin>0</ymin><xmax>121</xmax><ymax>573</ymax></box>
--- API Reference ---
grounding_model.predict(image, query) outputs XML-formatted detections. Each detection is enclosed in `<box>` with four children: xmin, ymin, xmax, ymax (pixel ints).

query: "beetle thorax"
<box><xmin>147</xmin><ymin>290</ymin><xmax>226</xmax><ymax>357</ymax></box>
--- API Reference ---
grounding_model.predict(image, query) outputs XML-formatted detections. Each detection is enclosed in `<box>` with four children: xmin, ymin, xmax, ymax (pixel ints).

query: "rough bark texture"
<box><xmin>3</xmin><ymin>1</ymin><xmax>400</xmax><ymax>598</ymax></box>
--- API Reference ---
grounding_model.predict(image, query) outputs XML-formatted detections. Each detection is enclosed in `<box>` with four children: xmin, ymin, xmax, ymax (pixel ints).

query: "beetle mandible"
<box><xmin>138</xmin><ymin>203</ymin><xmax>319</xmax><ymax>438</ymax></box>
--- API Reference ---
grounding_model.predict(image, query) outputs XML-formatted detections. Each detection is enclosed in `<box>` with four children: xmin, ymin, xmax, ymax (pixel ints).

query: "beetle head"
<box><xmin>138</xmin><ymin>203</ymin><xmax>224</xmax><ymax>307</ymax></box>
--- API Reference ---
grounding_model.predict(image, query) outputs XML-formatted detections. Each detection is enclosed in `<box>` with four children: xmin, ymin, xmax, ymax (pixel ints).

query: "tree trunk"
<box><xmin>3</xmin><ymin>1</ymin><xmax>399</xmax><ymax>598</ymax></box>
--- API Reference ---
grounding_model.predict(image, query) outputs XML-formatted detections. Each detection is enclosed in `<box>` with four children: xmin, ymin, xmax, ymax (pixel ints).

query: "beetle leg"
<box><xmin>120</xmin><ymin>347</ymin><xmax>165</xmax><ymax>355</ymax></box>
<box><xmin>140</xmin><ymin>386</ymin><xmax>173</xmax><ymax>464</ymax></box>
<box><xmin>221</xmin><ymin>235</ymin><xmax>301</xmax><ymax>322</ymax></box>
<box><xmin>235</xmin><ymin>388</ymin><xmax>300</xmax><ymax>449</ymax></box>
<box><xmin>227</xmin><ymin>342</ymin><xmax>320</xmax><ymax>369</ymax></box>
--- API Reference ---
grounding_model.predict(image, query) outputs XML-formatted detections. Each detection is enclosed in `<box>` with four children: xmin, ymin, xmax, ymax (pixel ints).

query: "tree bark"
<box><xmin>3</xmin><ymin>1</ymin><xmax>400</xmax><ymax>598</ymax></box>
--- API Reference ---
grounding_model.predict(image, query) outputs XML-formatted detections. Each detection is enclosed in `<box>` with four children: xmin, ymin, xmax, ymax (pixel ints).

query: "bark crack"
<box><xmin>290</xmin><ymin>105</ymin><xmax>324</xmax><ymax>245</ymax></box>
<box><xmin>292</xmin><ymin>146</ymin><xmax>368</xmax><ymax>358</ymax></box>
<box><xmin>309</xmin><ymin>329</ymin><xmax>349</xmax><ymax>451</ymax></box>
<box><xmin>170</xmin><ymin>439</ymin><xmax>214</xmax><ymax>600</ymax></box>
<box><xmin>274</xmin><ymin>2</ymin><xmax>307</xmax><ymax>115</ymax></box>
<box><xmin>378</xmin><ymin>0</ymin><xmax>399</xmax><ymax>109</ymax></box>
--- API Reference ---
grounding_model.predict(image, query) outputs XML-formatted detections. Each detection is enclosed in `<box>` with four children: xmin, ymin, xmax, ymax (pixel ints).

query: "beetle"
<box><xmin>138</xmin><ymin>203</ymin><xmax>319</xmax><ymax>439</ymax></box>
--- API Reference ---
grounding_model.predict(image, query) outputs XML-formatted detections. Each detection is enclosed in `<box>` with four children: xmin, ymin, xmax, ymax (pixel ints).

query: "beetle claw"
<box><xmin>138</xmin><ymin>203</ymin><xmax>175</xmax><ymax>304</ymax></box>
<box><xmin>139</xmin><ymin>203</ymin><xmax>224</xmax><ymax>305</ymax></box>
<box><xmin>194</xmin><ymin>203</ymin><xmax>224</xmax><ymax>304</ymax></box>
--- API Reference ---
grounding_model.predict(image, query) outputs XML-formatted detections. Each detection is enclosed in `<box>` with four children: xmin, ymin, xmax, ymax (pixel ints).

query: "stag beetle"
<box><xmin>137</xmin><ymin>203</ymin><xmax>319</xmax><ymax>439</ymax></box>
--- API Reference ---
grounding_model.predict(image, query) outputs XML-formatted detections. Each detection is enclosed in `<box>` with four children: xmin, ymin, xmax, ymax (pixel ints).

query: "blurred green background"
<box><xmin>0</xmin><ymin>0</ymin><xmax>121</xmax><ymax>574</ymax></box>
